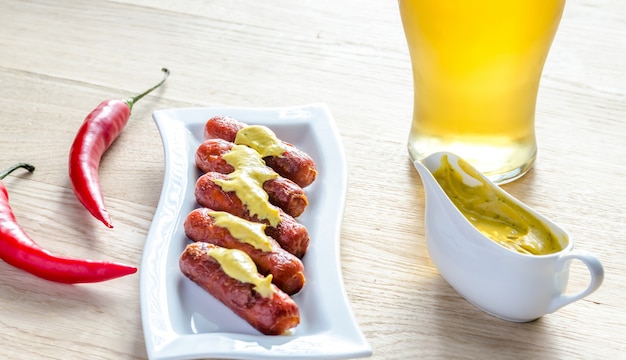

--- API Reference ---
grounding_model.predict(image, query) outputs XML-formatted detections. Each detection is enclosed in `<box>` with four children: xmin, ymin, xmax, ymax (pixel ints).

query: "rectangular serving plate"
<box><xmin>140</xmin><ymin>103</ymin><xmax>372</xmax><ymax>360</ymax></box>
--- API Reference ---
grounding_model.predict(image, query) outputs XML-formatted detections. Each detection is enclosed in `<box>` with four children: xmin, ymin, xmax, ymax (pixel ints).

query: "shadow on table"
<box><xmin>423</xmin><ymin>274</ymin><xmax>563</xmax><ymax>359</ymax></box>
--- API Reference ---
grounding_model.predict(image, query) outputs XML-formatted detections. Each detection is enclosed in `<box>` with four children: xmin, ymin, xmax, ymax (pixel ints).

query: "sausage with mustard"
<box><xmin>179</xmin><ymin>242</ymin><xmax>300</xmax><ymax>335</ymax></box>
<box><xmin>195</xmin><ymin>138</ymin><xmax>308</xmax><ymax>218</ymax></box>
<box><xmin>184</xmin><ymin>208</ymin><xmax>306</xmax><ymax>295</ymax></box>
<box><xmin>194</xmin><ymin>171</ymin><xmax>310</xmax><ymax>258</ymax></box>
<box><xmin>203</xmin><ymin>116</ymin><xmax>317</xmax><ymax>188</ymax></box>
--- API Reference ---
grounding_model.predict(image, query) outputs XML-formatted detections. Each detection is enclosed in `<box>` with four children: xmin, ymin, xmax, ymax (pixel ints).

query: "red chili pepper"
<box><xmin>69</xmin><ymin>68</ymin><xmax>170</xmax><ymax>228</ymax></box>
<box><xmin>0</xmin><ymin>163</ymin><xmax>137</xmax><ymax>283</ymax></box>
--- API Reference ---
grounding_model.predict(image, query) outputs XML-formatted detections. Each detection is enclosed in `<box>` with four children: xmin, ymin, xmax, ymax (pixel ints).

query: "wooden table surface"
<box><xmin>1</xmin><ymin>0</ymin><xmax>625</xmax><ymax>359</ymax></box>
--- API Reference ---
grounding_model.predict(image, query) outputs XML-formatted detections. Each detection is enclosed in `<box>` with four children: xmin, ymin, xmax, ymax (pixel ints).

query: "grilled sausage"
<box><xmin>195</xmin><ymin>139</ymin><xmax>309</xmax><ymax>218</ymax></box>
<box><xmin>179</xmin><ymin>242</ymin><xmax>300</xmax><ymax>335</ymax></box>
<box><xmin>184</xmin><ymin>208</ymin><xmax>306</xmax><ymax>295</ymax></box>
<box><xmin>203</xmin><ymin>116</ymin><xmax>317</xmax><ymax>188</ymax></box>
<box><xmin>195</xmin><ymin>172</ymin><xmax>310</xmax><ymax>258</ymax></box>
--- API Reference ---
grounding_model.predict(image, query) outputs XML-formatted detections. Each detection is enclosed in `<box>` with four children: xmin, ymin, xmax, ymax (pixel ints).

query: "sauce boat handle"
<box><xmin>548</xmin><ymin>250</ymin><xmax>604</xmax><ymax>313</ymax></box>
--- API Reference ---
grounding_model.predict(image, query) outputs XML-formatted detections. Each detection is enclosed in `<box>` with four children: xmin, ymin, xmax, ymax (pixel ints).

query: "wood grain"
<box><xmin>1</xmin><ymin>0</ymin><xmax>625</xmax><ymax>359</ymax></box>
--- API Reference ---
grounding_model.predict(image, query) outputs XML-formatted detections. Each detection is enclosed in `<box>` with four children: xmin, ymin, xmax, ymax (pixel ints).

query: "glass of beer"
<box><xmin>399</xmin><ymin>0</ymin><xmax>565</xmax><ymax>184</ymax></box>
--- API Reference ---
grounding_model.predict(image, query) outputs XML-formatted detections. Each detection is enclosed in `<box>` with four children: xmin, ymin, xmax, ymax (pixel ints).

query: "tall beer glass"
<box><xmin>399</xmin><ymin>0</ymin><xmax>565</xmax><ymax>184</ymax></box>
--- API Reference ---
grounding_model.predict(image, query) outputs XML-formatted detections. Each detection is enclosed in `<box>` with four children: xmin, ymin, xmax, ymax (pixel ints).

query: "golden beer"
<box><xmin>399</xmin><ymin>0</ymin><xmax>565</xmax><ymax>183</ymax></box>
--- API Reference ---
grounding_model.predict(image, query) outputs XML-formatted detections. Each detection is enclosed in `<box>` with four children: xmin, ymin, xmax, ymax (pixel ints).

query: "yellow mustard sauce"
<box><xmin>209</xmin><ymin>210</ymin><xmax>273</xmax><ymax>252</ymax></box>
<box><xmin>212</xmin><ymin>144</ymin><xmax>281</xmax><ymax>226</ymax></box>
<box><xmin>234</xmin><ymin>125</ymin><xmax>285</xmax><ymax>158</ymax></box>
<box><xmin>208</xmin><ymin>247</ymin><xmax>274</xmax><ymax>298</ymax></box>
<box><xmin>431</xmin><ymin>155</ymin><xmax>563</xmax><ymax>255</ymax></box>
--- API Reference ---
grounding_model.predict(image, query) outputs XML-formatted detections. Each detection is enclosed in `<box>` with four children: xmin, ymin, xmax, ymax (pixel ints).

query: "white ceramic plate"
<box><xmin>140</xmin><ymin>103</ymin><xmax>371</xmax><ymax>360</ymax></box>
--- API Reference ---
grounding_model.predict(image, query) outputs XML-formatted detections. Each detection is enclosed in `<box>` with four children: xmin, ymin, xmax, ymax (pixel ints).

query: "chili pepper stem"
<box><xmin>0</xmin><ymin>163</ymin><xmax>35</xmax><ymax>180</ymax></box>
<box><xmin>124</xmin><ymin>67</ymin><xmax>170</xmax><ymax>110</ymax></box>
